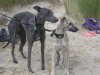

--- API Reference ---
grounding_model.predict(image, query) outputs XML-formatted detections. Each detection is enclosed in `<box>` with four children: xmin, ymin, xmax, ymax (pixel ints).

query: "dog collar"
<box><xmin>50</xmin><ymin>30</ymin><xmax>64</xmax><ymax>39</ymax></box>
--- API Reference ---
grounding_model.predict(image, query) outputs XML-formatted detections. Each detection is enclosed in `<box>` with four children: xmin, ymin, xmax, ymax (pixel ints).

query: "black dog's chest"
<box><xmin>34</xmin><ymin>32</ymin><xmax>40</xmax><ymax>41</ymax></box>
<box><xmin>34</xmin><ymin>29</ymin><xmax>42</xmax><ymax>41</ymax></box>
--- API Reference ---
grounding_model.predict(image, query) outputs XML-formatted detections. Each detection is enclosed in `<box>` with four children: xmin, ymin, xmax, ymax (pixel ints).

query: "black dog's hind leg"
<box><xmin>18</xmin><ymin>32</ymin><xmax>27</xmax><ymax>59</ymax></box>
<box><xmin>11</xmin><ymin>31</ymin><xmax>18</xmax><ymax>63</ymax></box>
<box><xmin>8</xmin><ymin>20</ymin><xmax>18</xmax><ymax>63</ymax></box>
<box><xmin>40</xmin><ymin>31</ymin><xmax>45</xmax><ymax>70</ymax></box>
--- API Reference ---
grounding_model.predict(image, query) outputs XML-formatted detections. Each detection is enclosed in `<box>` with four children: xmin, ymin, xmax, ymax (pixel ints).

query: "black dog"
<box><xmin>4</xmin><ymin>6</ymin><xmax>58</xmax><ymax>72</ymax></box>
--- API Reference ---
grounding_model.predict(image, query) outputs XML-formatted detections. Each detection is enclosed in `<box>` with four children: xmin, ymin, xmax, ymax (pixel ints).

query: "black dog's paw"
<box><xmin>22</xmin><ymin>55</ymin><xmax>27</xmax><ymax>59</ymax></box>
<box><xmin>28</xmin><ymin>68</ymin><xmax>34</xmax><ymax>73</ymax></box>
<box><xmin>13</xmin><ymin>60</ymin><xmax>18</xmax><ymax>64</ymax></box>
<box><xmin>55</xmin><ymin>63</ymin><xmax>59</xmax><ymax>66</ymax></box>
<box><xmin>23</xmin><ymin>56</ymin><xmax>27</xmax><ymax>59</ymax></box>
<box><xmin>29</xmin><ymin>70</ymin><xmax>34</xmax><ymax>73</ymax></box>
<box><xmin>41</xmin><ymin>67</ymin><xmax>45</xmax><ymax>70</ymax></box>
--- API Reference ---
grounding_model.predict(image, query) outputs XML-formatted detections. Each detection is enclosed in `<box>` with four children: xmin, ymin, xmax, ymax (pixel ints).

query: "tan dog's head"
<box><xmin>60</xmin><ymin>17</ymin><xmax>79</xmax><ymax>32</ymax></box>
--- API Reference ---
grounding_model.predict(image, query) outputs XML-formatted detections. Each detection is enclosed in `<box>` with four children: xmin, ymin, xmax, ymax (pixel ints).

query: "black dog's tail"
<box><xmin>3</xmin><ymin>40</ymin><xmax>10</xmax><ymax>48</ymax></box>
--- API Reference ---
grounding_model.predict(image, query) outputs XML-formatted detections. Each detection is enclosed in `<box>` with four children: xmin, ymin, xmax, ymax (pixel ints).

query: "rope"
<box><xmin>45</xmin><ymin>29</ymin><xmax>55</xmax><ymax>32</ymax></box>
<box><xmin>0</xmin><ymin>13</ymin><xmax>64</xmax><ymax>39</ymax></box>
<box><xmin>0</xmin><ymin>13</ymin><xmax>12</xmax><ymax>19</ymax></box>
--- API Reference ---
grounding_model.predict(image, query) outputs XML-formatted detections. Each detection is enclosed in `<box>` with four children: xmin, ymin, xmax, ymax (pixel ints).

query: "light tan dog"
<box><xmin>50</xmin><ymin>17</ymin><xmax>78</xmax><ymax>75</ymax></box>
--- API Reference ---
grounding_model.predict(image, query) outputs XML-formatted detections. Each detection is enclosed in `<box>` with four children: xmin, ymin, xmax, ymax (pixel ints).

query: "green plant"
<box><xmin>78</xmin><ymin>0</ymin><xmax>100</xmax><ymax>19</ymax></box>
<box><xmin>63</xmin><ymin>0</ymin><xmax>100</xmax><ymax>21</ymax></box>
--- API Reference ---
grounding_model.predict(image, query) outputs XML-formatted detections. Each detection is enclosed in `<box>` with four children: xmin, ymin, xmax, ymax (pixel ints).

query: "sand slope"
<box><xmin>0</xmin><ymin>1</ymin><xmax>100</xmax><ymax>75</ymax></box>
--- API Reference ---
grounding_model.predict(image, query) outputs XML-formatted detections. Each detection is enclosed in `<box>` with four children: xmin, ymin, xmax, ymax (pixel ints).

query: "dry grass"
<box><xmin>0</xmin><ymin>0</ymin><xmax>60</xmax><ymax>11</ymax></box>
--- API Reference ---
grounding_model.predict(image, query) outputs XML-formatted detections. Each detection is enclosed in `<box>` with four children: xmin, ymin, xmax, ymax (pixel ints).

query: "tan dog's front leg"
<box><xmin>64</xmin><ymin>48</ymin><xmax>69</xmax><ymax>75</ymax></box>
<box><xmin>51</xmin><ymin>45</ymin><xmax>57</xmax><ymax>75</ymax></box>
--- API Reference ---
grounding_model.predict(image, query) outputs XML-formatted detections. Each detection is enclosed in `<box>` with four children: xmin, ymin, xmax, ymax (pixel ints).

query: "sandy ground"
<box><xmin>0</xmin><ymin>1</ymin><xmax>100</xmax><ymax>75</ymax></box>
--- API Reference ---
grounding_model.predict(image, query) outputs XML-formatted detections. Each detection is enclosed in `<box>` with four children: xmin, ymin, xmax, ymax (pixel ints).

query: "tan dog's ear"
<box><xmin>33</xmin><ymin>6</ymin><xmax>41</xmax><ymax>12</ymax></box>
<box><xmin>60</xmin><ymin>17</ymin><xmax>66</xmax><ymax>22</ymax></box>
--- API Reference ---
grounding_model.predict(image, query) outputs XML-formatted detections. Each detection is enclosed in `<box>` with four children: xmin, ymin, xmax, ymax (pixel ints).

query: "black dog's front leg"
<box><xmin>27</xmin><ymin>42</ymin><xmax>34</xmax><ymax>73</ymax></box>
<box><xmin>40</xmin><ymin>40</ymin><xmax>45</xmax><ymax>70</ymax></box>
<box><xmin>40</xmin><ymin>31</ymin><xmax>45</xmax><ymax>70</ymax></box>
<box><xmin>22</xmin><ymin>24</ymin><xmax>35</xmax><ymax>73</ymax></box>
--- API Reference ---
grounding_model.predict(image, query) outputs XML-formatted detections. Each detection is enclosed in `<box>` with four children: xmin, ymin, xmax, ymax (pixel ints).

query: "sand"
<box><xmin>0</xmin><ymin>1</ymin><xmax>100</xmax><ymax>75</ymax></box>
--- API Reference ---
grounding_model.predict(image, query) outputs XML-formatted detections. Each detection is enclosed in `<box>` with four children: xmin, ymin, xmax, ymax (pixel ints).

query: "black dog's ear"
<box><xmin>33</xmin><ymin>6</ymin><xmax>41</xmax><ymax>12</ymax></box>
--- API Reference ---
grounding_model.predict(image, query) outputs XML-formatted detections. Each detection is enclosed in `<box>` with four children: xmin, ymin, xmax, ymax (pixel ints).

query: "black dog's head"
<box><xmin>61</xmin><ymin>17</ymin><xmax>79</xmax><ymax>32</ymax></box>
<box><xmin>33</xmin><ymin>6</ymin><xmax>58</xmax><ymax>23</ymax></box>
